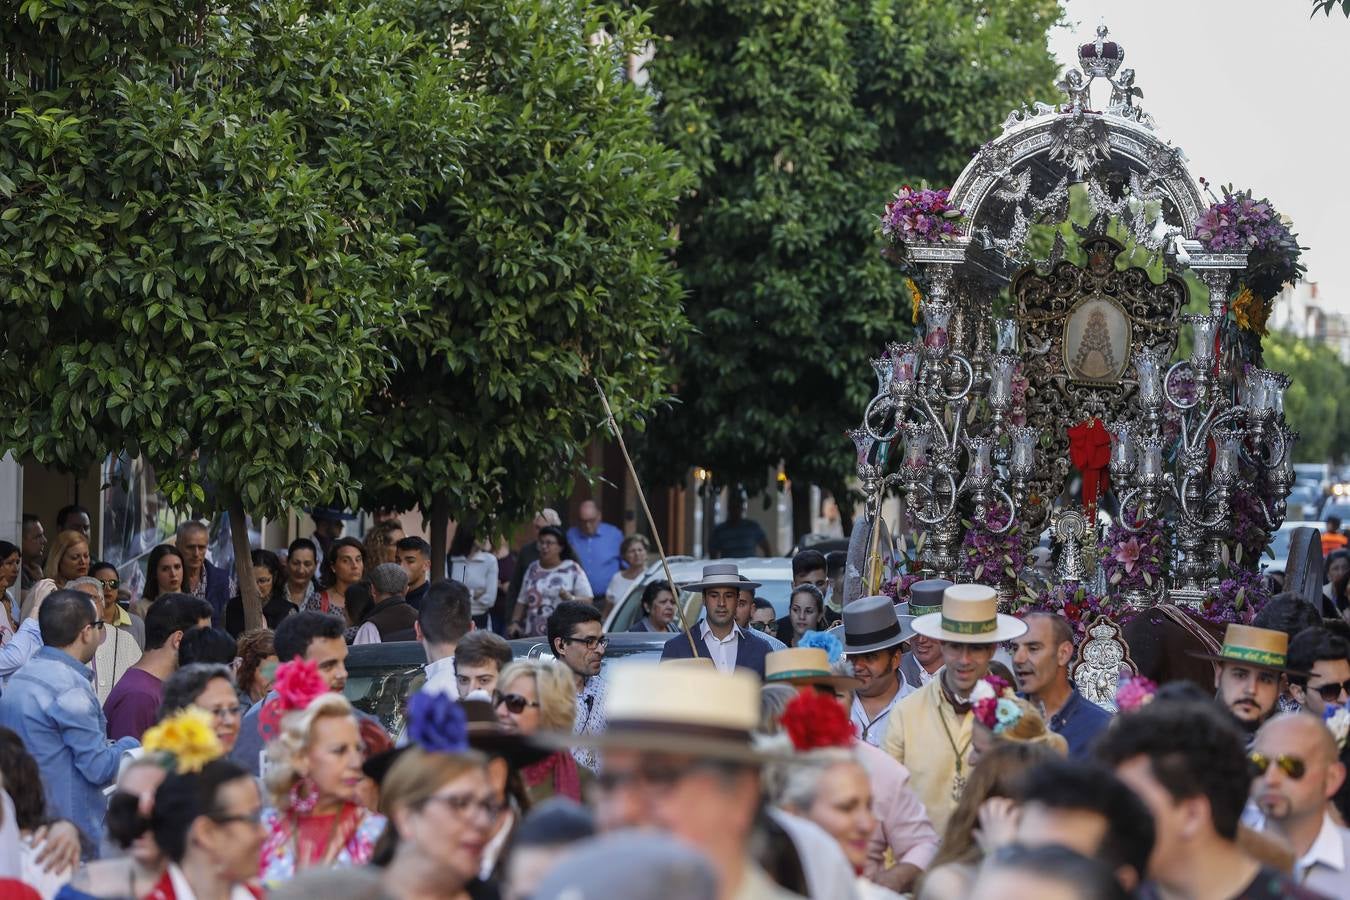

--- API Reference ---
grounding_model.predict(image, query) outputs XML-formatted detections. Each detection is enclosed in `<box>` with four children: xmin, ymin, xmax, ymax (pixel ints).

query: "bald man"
<box><xmin>1251</xmin><ymin>713</ymin><xmax>1350</xmax><ymax>895</ymax></box>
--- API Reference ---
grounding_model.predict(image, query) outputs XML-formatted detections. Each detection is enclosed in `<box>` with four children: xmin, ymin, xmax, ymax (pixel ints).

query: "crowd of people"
<box><xmin>2</xmin><ymin>505</ymin><xmax>1350</xmax><ymax>899</ymax></box>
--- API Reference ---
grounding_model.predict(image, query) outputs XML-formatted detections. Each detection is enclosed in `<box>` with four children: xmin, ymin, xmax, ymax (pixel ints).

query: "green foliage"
<box><xmin>637</xmin><ymin>0</ymin><xmax>1063</xmax><ymax>497</ymax></box>
<box><xmin>1311</xmin><ymin>0</ymin><xmax>1350</xmax><ymax>16</ymax></box>
<box><xmin>0</xmin><ymin>0</ymin><xmax>465</xmax><ymax>517</ymax></box>
<box><xmin>343</xmin><ymin>0</ymin><xmax>690</xmax><ymax>535</ymax></box>
<box><xmin>1264</xmin><ymin>331</ymin><xmax>1350</xmax><ymax>463</ymax></box>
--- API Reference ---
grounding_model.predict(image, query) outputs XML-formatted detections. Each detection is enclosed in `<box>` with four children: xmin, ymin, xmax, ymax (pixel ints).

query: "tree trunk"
<box><xmin>228</xmin><ymin>498</ymin><xmax>262</xmax><ymax>632</ymax></box>
<box><xmin>429</xmin><ymin>492</ymin><xmax>449</xmax><ymax>584</ymax></box>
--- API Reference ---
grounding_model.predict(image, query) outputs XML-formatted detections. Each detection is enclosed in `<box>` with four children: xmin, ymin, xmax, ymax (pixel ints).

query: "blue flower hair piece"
<box><xmin>799</xmin><ymin>630</ymin><xmax>844</xmax><ymax>664</ymax></box>
<box><xmin>406</xmin><ymin>690</ymin><xmax>469</xmax><ymax>754</ymax></box>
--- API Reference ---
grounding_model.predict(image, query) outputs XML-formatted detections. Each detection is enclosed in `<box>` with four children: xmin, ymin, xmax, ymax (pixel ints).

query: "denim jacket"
<box><xmin>0</xmin><ymin>647</ymin><xmax>139</xmax><ymax>851</ymax></box>
<box><xmin>0</xmin><ymin>618</ymin><xmax>42</xmax><ymax>686</ymax></box>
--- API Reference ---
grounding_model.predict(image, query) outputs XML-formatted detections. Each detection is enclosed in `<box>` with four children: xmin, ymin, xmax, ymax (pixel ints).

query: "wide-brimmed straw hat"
<box><xmin>763</xmin><ymin>647</ymin><xmax>862</xmax><ymax>691</ymax></box>
<box><xmin>539</xmin><ymin>662</ymin><xmax>778</xmax><ymax>762</ymax></box>
<box><xmin>1187</xmin><ymin>624</ymin><xmax>1311</xmax><ymax>676</ymax></box>
<box><xmin>911</xmin><ymin>583</ymin><xmax>1028</xmax><ymax>644</ymax></box>
<box><xmin>827</xmin><ymin>595</ymin><xmax>915</xmax><ymax>655</ymax></box>
<box><xmin>679</xmin><ymin>563</ymin><xmax>761</xmax><ymax>593</ymax></box>
<box><xmin>906</xmin><ymin>579</ymin><xmax>953</xmax><ymax>618</ymax></box>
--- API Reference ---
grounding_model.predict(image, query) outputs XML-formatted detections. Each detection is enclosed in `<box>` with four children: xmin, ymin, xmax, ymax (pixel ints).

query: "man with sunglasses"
<box><xmin>1250</xmin><ymin>713</ymin><xmax>1350</xmax><ymax>895</ymax></box>
<box><xmin>548</xmin><ymin>601</ymin><xmax>608</xmax><ymax>772</ymax></box>
<box><xmin>0</xmin><ymin>590</ymin><xmax>141</xmax><ymax>854</ymax></box>
<box><xmin>1287</xmin><ymin>627</ymin><xmax>1350</xmax><ymax>717</ymax></box>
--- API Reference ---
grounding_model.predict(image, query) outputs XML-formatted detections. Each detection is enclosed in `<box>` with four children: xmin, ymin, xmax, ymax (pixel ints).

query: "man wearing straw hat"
<box><xmin>1189</xmin><ymin>623</ymin><xmax>1309</xmax><ymax>742</ymax></box>
<box><xmin>549</xmin><ymin>662</ymin><xmax>803</xmax><ymax>899</ymax></box>
<box><xmin>825</xmin><ymin>595</ymin><xmax>916</xmax><ymax>748</ymax></box>
<box><xmin>882</xmin><ymin>583</ymin><xmax>1027</xmax><ymax>833</ymax></box>
<box><xmin>661</xmin><ymin>564</ymin><xmax>771</xmax><ymax>678</ymax></box>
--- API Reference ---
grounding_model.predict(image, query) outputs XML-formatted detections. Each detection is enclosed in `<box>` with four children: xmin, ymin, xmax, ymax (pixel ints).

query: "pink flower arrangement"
<box><xmin>880</xmin><ymin>186</ymin><xmax>964</xmax><ymax>247</ymax></box>
<box><xmin>970</xmin><ymin>675</ymin><xmax>1016</xmax><ymax>731</ymax></box>
<box><xmin>1115</xmin><ymin>676</ymin><xmax>1158</xmax><ymax>713</ymax></box>
<box><xmin>880</xmin><ymin>573</ymin><xmax>924</xmax><ymax>604</ymax></box>
<box><xmin>1196</xmin><ymin>182</ymin><xmax>1305</xmax><ymax>302</ymax></box>
<box><xmin>1099</xmin><ymin>519</ymin><xmax>1167</xmax><ymax>593</ymax></box>
<box><xmin>1201</xmin><ymin>568</ymin><xmax>1271</xmax><ymax>625</ymax></box>
<box><xmin>1013</xmin><ymin>583</ymin><xmax>1104</xmax><ymax>642</ymax></box>
<box><xmin>273</xmin><ymin>659</ymin><xmax>328</xmax><ymax>713</ymax></box>
<box><xmin>959</xmin><ymin>502</ymin><xmax>1028</xmax><ymax>586</ymax></box>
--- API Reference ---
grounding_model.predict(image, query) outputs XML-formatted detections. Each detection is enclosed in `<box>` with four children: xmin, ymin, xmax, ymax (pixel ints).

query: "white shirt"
<box><xmin>605</xmin><ymin>570</ymin><xmax>642</xmax><ymax>605</ymax></box>
<box><xmin>423</xmin><ymin>654</ymin><xmax>457</xmax><ymax>697</ymax></box>
<box><xmin>450</xmin><ymin>551</ymin><xmax>499</xmax><ymax>616</ymax></box>
<box><xmin>917</xmin><ymin>664</ymin><xmax>941</xmax><ymax>686</ymax></box>
<box><xmin>698</xmin><ymin>620</ymin><xmax>742</xmax><ymax>673</ymax></box>
<box><xmin>850</xmin><ymin>676</ymin><xmax>915</xmax><ymax>747</ymax></box>
<box><xmin>1296</xmin><ymin>812</ymin><xmax>1350</xmax><ymax>895</ymax></box>
<box><xmin>352</xmin><ymin>621</ymin><xmax>381</xmax><ymax>645</ymax></box>
<box><xmin>167</xmin><ymin>863</ymin><xmax>256</xmax><ymax>900</ymax></box>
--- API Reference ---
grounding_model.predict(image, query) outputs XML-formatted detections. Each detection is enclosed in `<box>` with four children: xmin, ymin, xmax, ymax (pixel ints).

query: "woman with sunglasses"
<box><xmin>508</xmin><ymin>527</ymin><xmax>592</xmax><ymax>639</ymax></box>
<box><xmin>146</xmin><ymin>759</ymin><xmax>267</xmax><ymax>900</ymax></box>
<box><xmin>371</xmin><ymin>692</ymin><xmax>499</xmax><ymax>900</ymax></box>
<box><xmin>493</xmin><ymin>659</ymin><xmax>586</xmax><ymax>804</ymax></box>
<box><xmin>628</xmin><ymin>580</ymin><xmax>679</xmax><ymax>633</ymax></box>
<box><xmin>90</xmin><ymin>561</ymin><xmax>146</xmax><ymax>650</ymax></box>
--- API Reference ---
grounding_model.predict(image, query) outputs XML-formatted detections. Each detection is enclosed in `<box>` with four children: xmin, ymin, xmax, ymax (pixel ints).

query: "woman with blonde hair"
<box><xmin>372</xmin><ymin>691</ymin><xmax>498</xmax><ymax>900</ymax></box>
<box><xmin>493</xmin><ymin>658</ymin><xmax>584</xmax><ymax>803</ymax></box>
<box><xmin>965</xmin><ymin>674</ymin><xmax>1068</xmax><ymax>766</ymax></box>
<box><xmin>917</xmin><ymin>740</ymin><xmax>1063</xmax><ymax>900</ymax></box>
<box><xmin>258</xmin><ymin>667</ymin><xmax>386</xmax><ymax>886</ymax></box>
<box><xmin>43</xmin><ymin>530</ymin><xmax>90</xmax><ymax>588</ymax></box>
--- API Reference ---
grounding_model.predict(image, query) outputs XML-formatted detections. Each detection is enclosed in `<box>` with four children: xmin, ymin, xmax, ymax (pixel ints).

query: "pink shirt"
<box><xmin>855</xmin><ymin>740</ymin><xmax>940</xmax><ymax>874</ymax></box>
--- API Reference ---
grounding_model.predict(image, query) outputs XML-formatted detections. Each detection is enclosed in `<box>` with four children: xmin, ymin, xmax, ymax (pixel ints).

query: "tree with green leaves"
<box><xmin>343</xmin><ymin>0</ymin><xmax>690</xmax><ymax>577</ymax></box>
<box><xmin>0</xmin><ymin>0</ymin><xmax>467</xmax><ymax>629</ymax></box>
<box><xmin>636</xmin><ymin>0</ymin><xmax>1063</xmax><ymax>524</ymax></box>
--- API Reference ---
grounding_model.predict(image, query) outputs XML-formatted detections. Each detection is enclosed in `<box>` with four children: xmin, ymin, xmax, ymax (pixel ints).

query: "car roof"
<box><xmin>655</xmin><ymin>557</ymin><xmax>792</xmax><ymax>583</ymax></box>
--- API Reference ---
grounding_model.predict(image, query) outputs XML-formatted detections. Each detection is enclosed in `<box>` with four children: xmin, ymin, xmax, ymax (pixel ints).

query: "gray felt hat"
<box><xmin>827</xmin><ymin>594</ymin><xmax>916</xmax><ymax>655</ymax></box>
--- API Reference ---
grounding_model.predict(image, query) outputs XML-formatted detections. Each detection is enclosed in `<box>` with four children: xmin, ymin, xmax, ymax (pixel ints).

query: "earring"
<box><xmin>288</xmin><ymin>776</ymin><xmax>319</xmax><ymax>815</ymax></box>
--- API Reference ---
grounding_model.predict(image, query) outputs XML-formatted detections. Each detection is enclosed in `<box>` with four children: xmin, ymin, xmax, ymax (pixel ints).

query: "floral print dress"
<box><xmin>258</xmin><ymin>804</ymin><xmax>386</xmax><ymax>888</ymax></box>
<box><xmin>520</xmin><ymin>560</ymin><xmax>592</xmax><ymax>637</ymax></box>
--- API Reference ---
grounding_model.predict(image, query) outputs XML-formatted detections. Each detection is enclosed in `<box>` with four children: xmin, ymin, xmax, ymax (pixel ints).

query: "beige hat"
<box><xmin>1188</xmin><ymin>623</ymin><xmax>1310</xmax><ymax>675</ymax></box>
<box><xmin>540</xmin><ymin>662</ymin><xmax>779</xmax><ymax>762</ymax></box>
<box><xmin>763</xmin><ymin>648</ymin><xmax>862</xmax><ymax>691</ymax></box>
<box><xmin>911</xmin><ymin>583</ymin><xmax>1028</xmax><ymax>644</ymax></box>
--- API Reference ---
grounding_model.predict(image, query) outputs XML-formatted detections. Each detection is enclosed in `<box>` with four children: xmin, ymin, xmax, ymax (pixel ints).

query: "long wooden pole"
<box><xmin>593</xmin><ymin>378</ymin><xmax>699</xmax><ymax>658</ymax></box>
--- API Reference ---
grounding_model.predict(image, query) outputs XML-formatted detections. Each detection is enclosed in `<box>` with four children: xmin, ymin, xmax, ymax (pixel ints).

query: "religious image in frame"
<box><xmin>1063</xmin><ymin>295</ymin><xmax>1132</xmax><ymax>384</ymax></box>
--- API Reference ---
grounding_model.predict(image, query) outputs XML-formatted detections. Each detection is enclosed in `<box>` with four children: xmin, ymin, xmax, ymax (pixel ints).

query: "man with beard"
<box><xmin>1251</xmin><ymin>713</ymin><xmax>1350</xmax><ymax>895</ymax></box>
<box><xmin>883</xmin><ymin>584</ymin><xmax>1026</xmax><ymax>832</ymax></box>
<box><xmin>1190</xmin><ymin>624</ymin><xmax>1307</xmax><ymax>743</ymax></box>
<box><xmin>1011</xmin><ymin>611</ymin><xmax>1110</xmax><ymax>758</ymax></box>
<box><xmin>661</xmin><ymin>564</ymin><xmax>770</xmax><ymax>677</ymax></box>
<box><xmin>826</xmin><ymin>595</ymin><xmax>914</xmax><ymax>747</ymax></box>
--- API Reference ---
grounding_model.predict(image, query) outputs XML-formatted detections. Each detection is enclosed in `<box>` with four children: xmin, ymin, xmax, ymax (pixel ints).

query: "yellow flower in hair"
<box><xmin>141</xmin><ymin>708</ymin><xmax>222</xmax><ymax>773</ymax></box>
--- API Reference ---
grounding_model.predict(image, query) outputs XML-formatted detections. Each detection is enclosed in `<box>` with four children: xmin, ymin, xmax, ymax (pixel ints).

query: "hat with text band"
<box><xmin>764</xmin><ymin>647</ymin><xmax>862</xmax><ymax>691</ymax></box>
<box><xmin>827</xmin><ymin>595</ymin><xmax>915</xmax><ymax>655</ymax></box>
<box><xmin>911</xmin><ymin>583</ymin><xmax>1028</xmax><ymax>644</ymax></box>
<box><xmin>1187</xmin><ymin>624</ymin><xmax>1311</xmax><ymax>676</ymax></box>
<box><xmin>906</xmin><ymin>578</ymin><xmax>953</xmax><ymax>618</ymax></box>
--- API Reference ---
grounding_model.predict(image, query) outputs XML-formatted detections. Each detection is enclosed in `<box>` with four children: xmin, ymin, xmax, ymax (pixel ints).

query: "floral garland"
<box><xmin>1200</xmin><ymin>567</ymin><xmax>1271</xmax><ymax>625</ymax></box>
<box><xmin>970</xmin><ymin>675</ymin><xmax>1022</xmax><ymax>734</ymax></box>
<box><xmin>880</xmin><ymin>186</ymin><xmax>964</xmax><ymax>248</ymax></box>
<box><xmin>1196</xmin><ymin>181</ymin><xmax>1305</xmax><ymax>336</ymax></box>
<box><xmin>959</xmin><ymin>502</ymin><xmax>1027</xmax><ymax>586</ymax></box>
<box><xmin>1229</xmin><ymin>488</ymin><xmax>1271</xmax><ymax>566</ymax></box>
<box><xmin>1012</xmin><ymin>583</ymin><xmax>1103</xmax><ymax>642</ymax></box>
<box><xmin>880</xmin><ymin>572</ymin><xmax>924</xmax><ymax>605</ymax></box>
<box><xmin>1099</xmin><ymin>519</ymin><xmax>1167</xmax><ymax>593</ymax></box>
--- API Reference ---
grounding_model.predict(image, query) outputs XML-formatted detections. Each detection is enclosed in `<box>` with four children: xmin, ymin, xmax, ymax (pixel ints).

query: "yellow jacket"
<box><xmin>881</xmin><ymin>676</ymin><xmax>973</xmax><ymax>834</ymax></box>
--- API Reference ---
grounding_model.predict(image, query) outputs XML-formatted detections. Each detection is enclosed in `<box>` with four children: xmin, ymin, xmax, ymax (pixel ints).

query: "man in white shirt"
<box><xmin>827</xmin><ymin>595</ymin><xmax>915</xmax><ymax>747</ymax></box>
<box><xmin>1250</xmin><ymin>712</ymin><xmax>1350</xmax><ymax>896</ymax></box>
<box><xmin>659</xmin><ymin>564</ymin><xmax>770</xmax><ymax>678</ymax></box>
<box><xmin>416</xmin><ymin>581</ymin><xmax>473</xmax><ymax>696</ymax></box>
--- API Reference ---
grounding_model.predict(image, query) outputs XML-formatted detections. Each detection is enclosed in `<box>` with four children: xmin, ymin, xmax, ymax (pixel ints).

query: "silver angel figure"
<box><xmin>1109</xmin><ymin>68</ymin><xmax>1143</xmax><ymax>110</ymax></box>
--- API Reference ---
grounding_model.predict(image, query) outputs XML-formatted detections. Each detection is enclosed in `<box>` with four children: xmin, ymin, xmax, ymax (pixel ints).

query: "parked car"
<box><xmin>343</xmin><ymin>632</ymin><xmax>669</xmax><ymax>737</ymax></box>
<box><xmin>601</xmin><ymin>556</ymin><xmax>794</xmax><ymax>633</ymax></box>
<box><xmin>1285</xmin><ymin>484</ymin><xmax>1324</xmax><ymax>521</ymax></box>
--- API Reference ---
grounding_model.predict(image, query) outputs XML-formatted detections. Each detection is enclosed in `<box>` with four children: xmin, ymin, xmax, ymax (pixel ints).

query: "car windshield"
<box><xmin>1267</xmin><ymin>528</ymin><xmax>1298</xmax><ymax>560</ymax></box>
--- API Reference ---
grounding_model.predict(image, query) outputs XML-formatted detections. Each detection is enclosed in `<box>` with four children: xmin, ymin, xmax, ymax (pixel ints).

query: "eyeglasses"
<box><xmin>86</xmin><ymin>620</ymin><xmax>106</xmax><ymax>632</ymax></box>
<box><xmin>1248</xmin><ymin>752</ymin><xmax>1307</xmax><ymax>780</ymax></box>
<box><xmin>748</xmin><ymin>622</ymin><xmax>771</xmax><ymax>633</ymax></box>
<box><xmin>495</xmin><ymin>692</ymin><xmax>540</xmax><ymax>714</ymax></box>
<box><xmin>99</xmin><ymin>578</ymin><xmax>121</xmax><ymax>590</ymax></box>
<box><xmin>202</xmin><ymin>704</ymin><xmax>243</xmax><ymax>721</ymax></box>
<box><xmin>1312</xmin><ymin>679</ymin><xmax>1350</xmax><ymax>703</ymax></box>
<box><xmin>210</xmin><ymin>808</ymin><xmax>265</xmax><ymax>826</ymax></box>
<box><xmin>561</xmin><ymin>635</ymin><xmax>609</xmax><ymax>651</ymax></box>
<box><xmin>424</xmin><ymin>792</ymin><xmax>505</xmax><ymax>822</ymax></box>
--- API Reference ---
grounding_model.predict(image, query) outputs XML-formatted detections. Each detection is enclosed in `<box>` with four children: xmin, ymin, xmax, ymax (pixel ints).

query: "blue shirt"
<box><xmin>0</xmin><ymin>618</ymin><xmax>43</xmax><ymax>687</ymax></box>
<box><xmin>1040</xmin><ymin>686</ymin><xmax>1112</xmax><ymax>759</ymax></box>
<box><xmin>0</xmin><ymin>647</ymin><xmax>139</xmax><ymax>851</ymax></box>
<box><xmin>567</xmin><ymin>523</ymin><xmax>624</xmax><ymax>600</ymax></box>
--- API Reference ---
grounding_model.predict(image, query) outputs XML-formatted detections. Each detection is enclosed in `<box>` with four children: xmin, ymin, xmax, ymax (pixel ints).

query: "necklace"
<box><xmin>935</xmin><ymin>691</ymin><xmax>973</xmax><ymax>802</ymax></box>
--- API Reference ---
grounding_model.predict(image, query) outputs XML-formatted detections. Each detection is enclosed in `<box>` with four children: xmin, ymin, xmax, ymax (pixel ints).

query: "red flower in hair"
<box><xmin>781</xmin><ymin>690</ymin><xmax>856</xmax><ymax>751</ymax></box>
<box><xmin>273</xmin><ymin>659</ymin><xmax>328</xmax><ymax>712</ymax></box>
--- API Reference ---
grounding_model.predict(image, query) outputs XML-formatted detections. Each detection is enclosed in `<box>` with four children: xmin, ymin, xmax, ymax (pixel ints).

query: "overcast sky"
<box><xmin>1047</xmin><ymin>2</ymin><xmax>1350</xmax><ymax>309</ymax></box>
